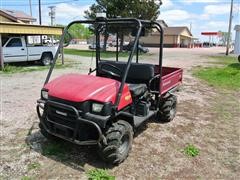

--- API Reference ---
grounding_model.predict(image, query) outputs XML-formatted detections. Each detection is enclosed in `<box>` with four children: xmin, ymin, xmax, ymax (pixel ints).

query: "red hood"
<box><xmin>44</xmin><ymin>74</ymin><xmax>128</xmax><ymax>104</ymax></box>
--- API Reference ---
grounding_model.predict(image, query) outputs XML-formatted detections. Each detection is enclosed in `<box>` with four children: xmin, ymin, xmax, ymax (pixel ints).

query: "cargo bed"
<box><xmin>154</xmin><ymin>66</ymin><xmax>183</xmax><ymax>95</ymax></box>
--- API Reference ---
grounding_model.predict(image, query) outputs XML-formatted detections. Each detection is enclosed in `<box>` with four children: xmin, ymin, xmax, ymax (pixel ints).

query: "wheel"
<box><xmin>238</xmin><ymin>55</ymin><xmax>240</xmax><ymax>63</ymax></box>
<box><xmin>158</xmin><ymin>94</ymin><xmax>177</xmax><ymax>122</ymax></box>
<box><xmin>39</xmin><ymin>123</ymin><xmax>58</xmax><ymax>141</ymax></box>
<box><xmin>98</xmin><ymin>120</ymin><xmax>133</xmax><ymax>164</ymax></box>
<box><xmin>41</xmin><ymin>53</ymin><xmax>52</xmax><ymax>66</ymax></box>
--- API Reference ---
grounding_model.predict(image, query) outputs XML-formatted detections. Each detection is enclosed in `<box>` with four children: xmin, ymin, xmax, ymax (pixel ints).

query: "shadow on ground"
<box><xmin>25</xmin><ymin>127</ymin><xmax>114</xmax><ymax>171</ymax></box>
<box><xmin>228</xmin><ymin>63</ymin><xmax>240</xmax><ymax>69</ymax></box>
<box><xmin>24</xmin><ymin>120</ymin><xmax>159</xmax><ymax>171</ymax></box>
<box><xmin>5</xmin><ymin>61</ymin><xmax>42</xmax><ymax>67</ymax></box>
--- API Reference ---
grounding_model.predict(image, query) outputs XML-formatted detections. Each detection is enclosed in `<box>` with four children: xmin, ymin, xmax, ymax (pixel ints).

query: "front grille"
<box><xmin>48</xmin><ymin>103</ymin><xmax>77</xmax><ymax>126</ymax></box>
<box><xmin>44</xmin><ymin>101</ymin><xmax>99</xmax><ymax>142</ymax></box>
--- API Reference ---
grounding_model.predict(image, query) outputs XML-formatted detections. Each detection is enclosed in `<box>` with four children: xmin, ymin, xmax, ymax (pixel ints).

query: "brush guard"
<box><xmin>37</xmin><ymin>99</ymin><xmax>104</xmax><ymax>145</ymax></box>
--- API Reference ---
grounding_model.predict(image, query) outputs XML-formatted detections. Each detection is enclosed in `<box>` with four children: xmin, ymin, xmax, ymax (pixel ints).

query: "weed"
<box><xmin>27</xmin><ymin>162</ymin><xmax>41</xmax><ymax>171</ymax></box>
<box><xmin>183</xmin><ymin>144</ymin><xmax>200</xmax><ymax>157</ymax></box>
<box><xmin>87</xmin><ymin>168</ymin><xmax>115</xmax><ymax>180</ymax></box>
<box><xmin>21</xmin><ymin>176</ymin><xmax>33</xmax><ymax>180</ymax></box>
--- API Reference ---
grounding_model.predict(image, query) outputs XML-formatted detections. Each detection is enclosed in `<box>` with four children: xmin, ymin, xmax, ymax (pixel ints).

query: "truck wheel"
<box><xmin>41</xmin><ymin>53</ymin><xmax>52</xmax><ymax>66</ymax></box>
<box><xmin>158</xmin><ymin>94</ymin><xmax>177</xmax><ymax>122</ymax></box>
<box><xmin>98</xmin><ymin>120</ymin><xmax>133</xmax><ymax>164</ymax></box>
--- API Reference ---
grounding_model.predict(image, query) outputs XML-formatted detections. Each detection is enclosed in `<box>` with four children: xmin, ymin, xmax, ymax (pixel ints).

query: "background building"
<box><xmin>140</xmin><ymin>26</ymin><xmax>193</xmax><ymax>48</ymax></box>
<box><xmin>0</xmin><ymin>9</ymin><xmax>36</xmax><ymax>24</ymax></box>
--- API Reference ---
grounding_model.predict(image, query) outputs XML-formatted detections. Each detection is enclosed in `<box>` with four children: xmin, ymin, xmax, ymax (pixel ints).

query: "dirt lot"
<box><xmin>0</xmin><ymin>47</ymin><xmax>239</xmax><ymax>179</ymax></box>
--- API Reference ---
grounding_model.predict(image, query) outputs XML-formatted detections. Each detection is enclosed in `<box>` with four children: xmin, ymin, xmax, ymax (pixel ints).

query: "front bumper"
<box><xmin>37</xmin><ymin>99</ymin><xmax>105</xmax><ymax>145</ymax></box>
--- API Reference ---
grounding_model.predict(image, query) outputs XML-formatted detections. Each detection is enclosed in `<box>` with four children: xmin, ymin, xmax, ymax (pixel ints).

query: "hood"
<box><xmin>44</xmin><ymin>74</ymin><xmax>122</xmax><ymax>103</ymax></box>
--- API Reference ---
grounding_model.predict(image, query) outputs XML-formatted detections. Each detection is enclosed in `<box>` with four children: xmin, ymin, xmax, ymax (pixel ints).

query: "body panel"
<box><xmin>44</xmin><ymin>74</ymin><xmax>132</xmax><ymax>110</ymax></box>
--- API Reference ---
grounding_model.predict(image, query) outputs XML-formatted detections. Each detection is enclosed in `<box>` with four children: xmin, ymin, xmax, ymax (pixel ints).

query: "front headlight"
<box><xmin>41</xmin><ymin>90</ymin><xmax>48</xmax><ymax>99</ymax></box>
<box><xmin>92</xmin><ymin>103</ymin><xmax>104</xmax><ymax>113</ymax></box>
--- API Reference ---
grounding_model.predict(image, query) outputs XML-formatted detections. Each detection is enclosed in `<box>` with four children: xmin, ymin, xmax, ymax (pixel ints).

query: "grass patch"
<box><xmin>64</xmin><ymin>48</ymin><xmax>130</xmax><ymax>58</ymax></box>
<box><xmin>21</xmin><ymin>176</ymin><xmax>33</xmax><ymax>180</ymax></box>
<box><xmin>87</xmin><ymin>169</ymin><xmax>115</xmax><ymax>180</ymax></box>
<box><xmin>42</xmin><ymin>142</ymin><xmax>69</xmax><ymax>160</ymax></box>
<box><xmin>208</xmin><ymin>55</ymin><xmax>237</xmax><ymax>65</ymax></box>
<box><xmin>194</xmin><ymin>56</ymin><xmax>240</xmax><ymax>90</ymax></box>
<box><xmin>27</xmin><ymin>162</ymin><xmax>41</xmax><ymax>171</ymax></box>
<box><xmin>183</xmin><ymin>144</ymin><xmax>200</xmax><ymax>157</ymax></box>
<box><xmin>0</xmin><ymin>60</ymin><xmax>72</xmax><ymax>74</ymax></box>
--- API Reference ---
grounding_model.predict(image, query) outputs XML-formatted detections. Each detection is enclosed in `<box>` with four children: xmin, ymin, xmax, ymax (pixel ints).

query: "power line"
<box><xmin>1</xmin><ymin>0</ymin><xmax>234</xmax><ymax>6</ymax></box>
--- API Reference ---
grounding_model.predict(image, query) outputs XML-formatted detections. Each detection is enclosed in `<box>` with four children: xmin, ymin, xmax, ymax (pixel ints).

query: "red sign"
<box><xmin>201</xmin><ymin>32</ymin><xmax>220</xmax><ymax>36</ymax></box>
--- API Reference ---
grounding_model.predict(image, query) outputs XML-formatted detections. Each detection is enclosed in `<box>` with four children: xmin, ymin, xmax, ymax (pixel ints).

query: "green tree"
<box><xmin>84</xmin><ymin>0</ymin><xmax>162</xmax><ymax>50</ymax></box>
<box><xmin>56</xmin><ymin>24</ymin><xmax>92</xmax><ymax>39</ymax></box>
<box><xmin>85</xmin><ymin>0</ymin><xmax>161</xmax><ymax>20</ymax></box>
<box><xmin>219</xmin><ymin>31</ymin><xmax>232</xmax><ymax>46</ymax></box>
<box><xmin>68</xmin><ymin>24</ymin><xmax>92</xmax><ymax>39</ymax></box>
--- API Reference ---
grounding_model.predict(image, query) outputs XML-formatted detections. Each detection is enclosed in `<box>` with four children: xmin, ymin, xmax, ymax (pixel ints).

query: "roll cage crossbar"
<box><xmin>44</xmin><ymin>18</ymin><xmax>164</xmax><ymax>109</ymax></box>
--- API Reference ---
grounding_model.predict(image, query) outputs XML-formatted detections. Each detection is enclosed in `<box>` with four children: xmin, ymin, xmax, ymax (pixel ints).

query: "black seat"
<box><xmin>98</xmin><ymin>61</ymin><xmax>155</xmax><ymax>97</ymax></box>
<box><xmin>128</xmin><ymin>83</ymin><xmax>147</xmax><ymax>97</ymax></box>
<box><xmin>98</xmin><ymin>61</ymin><xmax>155</xmax><ymax>84</ymax></box>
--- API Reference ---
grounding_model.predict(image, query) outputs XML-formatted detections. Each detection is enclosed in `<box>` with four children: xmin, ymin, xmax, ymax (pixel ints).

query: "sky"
<box><xmin>0</xmin><ymin>0</ymin><xmax>240</xmax><ymax>42</ymax></box>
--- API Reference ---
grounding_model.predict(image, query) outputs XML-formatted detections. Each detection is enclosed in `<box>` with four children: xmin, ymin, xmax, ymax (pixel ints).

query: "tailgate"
<box><xmin>160</xmin><ymin>67</ymin><xmax>183</xmax><ymax>95</ymax></box>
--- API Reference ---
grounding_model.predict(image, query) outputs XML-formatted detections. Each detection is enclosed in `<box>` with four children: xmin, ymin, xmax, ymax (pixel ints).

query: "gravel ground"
<box><xmin>0</xmin><ymin>47</ymin><xmax>239</xmax><ymax>179</ymax></box>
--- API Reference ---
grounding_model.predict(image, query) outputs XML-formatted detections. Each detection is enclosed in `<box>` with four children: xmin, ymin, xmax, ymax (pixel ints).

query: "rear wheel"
<box><xmin>41</xmin><ymin>53</ymin><xmax>52</xmax><ymax>66</ymax></box>
<box><xmin>98</xmin><ymin>120</ymin><xmax>133</xmax><ymax>164</ymax></box>
<box><xmin>157</xmin><ymin>94</ymin><xmax>177</xmax><ymax>122</ymax></box>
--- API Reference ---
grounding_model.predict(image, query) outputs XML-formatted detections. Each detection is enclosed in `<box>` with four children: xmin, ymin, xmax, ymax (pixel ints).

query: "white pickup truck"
<box><xmin>2</xmin><ymin>36</ymin><xmax>58</xmax><ymax>65</ymax></box>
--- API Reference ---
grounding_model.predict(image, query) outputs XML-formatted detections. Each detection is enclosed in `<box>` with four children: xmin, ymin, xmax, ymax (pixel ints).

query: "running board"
<box><xmin>133</xmin><ymin>110</ymin><xmax>156</xmax><ymax>128</ymax></box>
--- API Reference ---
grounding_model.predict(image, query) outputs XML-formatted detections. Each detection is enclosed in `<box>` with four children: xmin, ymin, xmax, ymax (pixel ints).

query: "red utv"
<box><xmin>37</xmin><ymin>18</ymin><xmax>183</xmax><ymax>164</ymax></box>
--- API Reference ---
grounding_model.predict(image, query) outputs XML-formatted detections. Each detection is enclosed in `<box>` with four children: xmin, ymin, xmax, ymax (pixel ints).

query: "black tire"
<box><xmin>39</xmin><ymin>123</ymin><xmax>58</xmax><ymax>141</ymax></box>
<box><xmin>41</xmin><ymin>53</ymin><xmax>52</xmax><ymax>66</ymax></box>
<box><xmin>238</xmin><ymin>55</ymin><xmax>240</xmax><ymax>63</ymax></box>
<box><xmin>158</xmin><ymin>94</ymin><xmax>177</xmax><ymax>122</ymax></box>
<box><xmin>98</xmin><ymin>120</ymin><xmax>133</xmax><ymax>164</ymax></box>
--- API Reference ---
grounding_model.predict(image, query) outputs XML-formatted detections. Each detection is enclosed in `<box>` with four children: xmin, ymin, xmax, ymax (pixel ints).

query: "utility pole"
<box><xmin>226</xmin><ymin>0</ymin><xmax>234</xmax><ymax>55</ymax></box>
<box><xmin>48</xmin><ymin>6</ymin><xmax>56</xmax><ymax>26</ymax></box>
<box><xmin>38</xmin><ymin>0</ymin><xmax>42</xmax><ymax>45</ymax></box>
<box><xmin>29</xmin><ymin>0</ymin><xmax>32</xmax><ymax>17</ymax></box>
<box><xmin>190</xmin><ymin>22</ymin><xmax>192</xmax><ymax>48</ymax></box>
<box><xmin>38</xmin><ymin>0</ymin><xmax>42</xmax><ymax>25</ymax></box>
<box><xmin>0</xmin><ymin>34</ymin><xmax>4</xmax><ymax>70</ymax></box>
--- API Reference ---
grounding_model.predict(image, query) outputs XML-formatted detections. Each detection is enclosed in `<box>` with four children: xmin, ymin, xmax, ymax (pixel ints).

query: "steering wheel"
<box><xmin>100</xmin><ymin>63</ymin><xmax>122</xmax><ymax>78</ymax></box>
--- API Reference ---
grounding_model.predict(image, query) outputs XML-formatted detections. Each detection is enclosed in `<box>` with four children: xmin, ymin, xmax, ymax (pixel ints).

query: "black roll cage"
<box><xmin>44</xmin><ymin>18</ymin><xmax>164</xmax><ymax>109</ymax></box>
